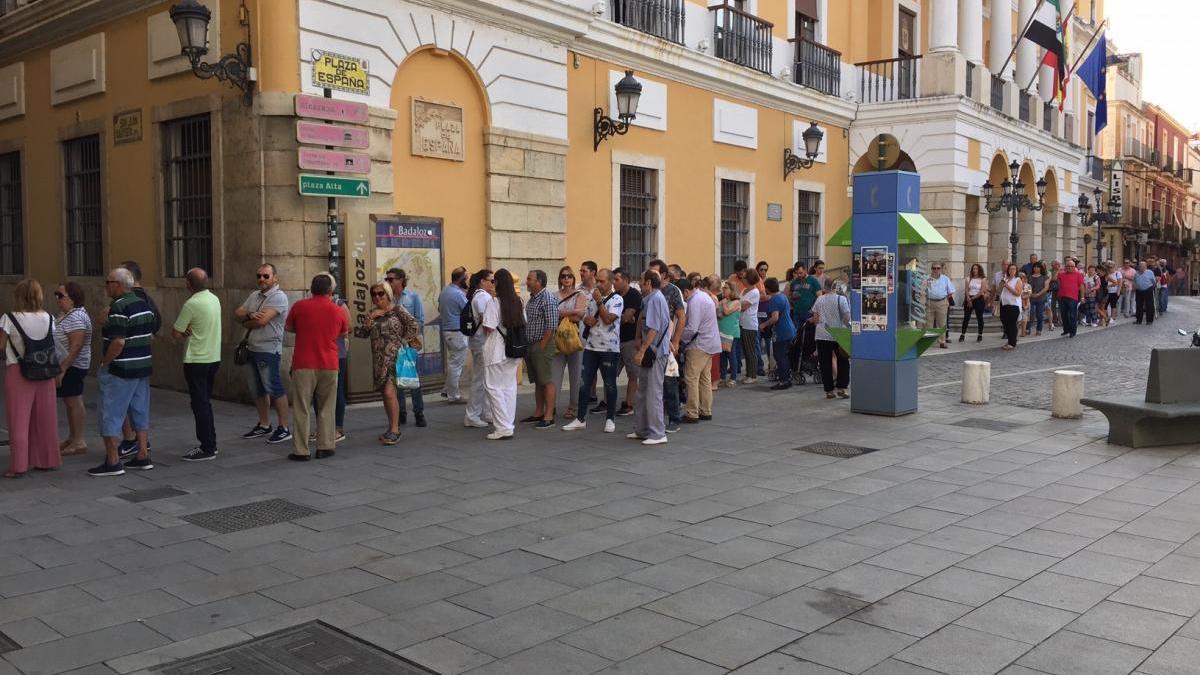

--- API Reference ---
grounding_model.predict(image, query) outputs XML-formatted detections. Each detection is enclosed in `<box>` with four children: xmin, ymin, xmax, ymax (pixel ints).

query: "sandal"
<box><xmin>379</xmin><ymin>431</ymin><xmax>401</xmax><ymax>445</ymax></box>
<box><xmin>61</xmin><ymin>444</ymin><xmax>88</xmax><ymax>456</ymax></box>
<box><xmin>3</xmin><ymin>472</ymin><xmax>24</xmax><ymax>479</ymax></box>
<box><xmin>837</xmin><ymin>390</ymin><xmax>849</xmax><ymax>399</ymax></box>
<box><xmin>826</xmin><ymin>392</ymin><xmax>837</xmax><ymax>399</ymax></box>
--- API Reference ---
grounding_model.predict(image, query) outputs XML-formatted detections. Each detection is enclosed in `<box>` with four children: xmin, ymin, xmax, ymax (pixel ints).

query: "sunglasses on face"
<box><xmin>256</xmin><ymin>274</ymin><xmax>271</xmax><ymax>280</ymax></box>
<box><xmin>385</xmin><ymin>277</ymin><xmax>398</xmax><ymax>283</ymax></box>
<box><xmin>560</xmin><ymin>275</ymin><xmax>574</xmax><ymax>280</ymax></box>
<box><xmin>371</xmin><ymin>291</ymin><xmax>387</xmax><ymax>298</ymax></box>
<box><xmin>54</xmin><ymin>292</ymin><xmax>66</xmax><ymax>299</ymax></box>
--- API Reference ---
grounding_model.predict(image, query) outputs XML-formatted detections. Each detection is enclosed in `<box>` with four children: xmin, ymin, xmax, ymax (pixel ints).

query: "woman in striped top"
<box><xmin>54</xmin><ymin>282</ymin><xmax>92</xmax><ymax>455</ymax></box>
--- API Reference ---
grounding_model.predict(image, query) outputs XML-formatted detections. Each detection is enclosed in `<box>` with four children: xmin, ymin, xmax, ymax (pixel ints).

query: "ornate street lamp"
<box><xmin>1078</xmin><ymin>186</ymin><xmax>1120</xmax><ymax>266</ymax></box>
<box><xmin>982</xmin><ymin>159</ymin><xmax>1045</xmax><ymax>263</ymax></box>
<box><xmin>783</xmin><ymin>122</ymin><xmax>824</xmax><ymax>178</ymax></box>
<box><xmin>170</xmin><ymin>0</ymin><xmax>256</xmax><ymax>106</ymax></box>
<box><xmin>594</xmin><ymin>71</ymin><xmax>642</xmax><ymax>151</ymax></box>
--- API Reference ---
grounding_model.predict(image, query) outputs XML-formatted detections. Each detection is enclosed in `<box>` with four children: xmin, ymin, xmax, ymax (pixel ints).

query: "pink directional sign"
<box><xmin>295</xmin><ymin>94</ymin><xmax>369</xmax><ymax>124</ymax></box>
<box><xmin>296</xmin><ymin>121</ymin><xmax>369</xmax><ymax>149</ymax></box>
<box><xmin>298</xmin><ymin>147</ymin><xmax>371</xmax><ymax>174</ymax></box>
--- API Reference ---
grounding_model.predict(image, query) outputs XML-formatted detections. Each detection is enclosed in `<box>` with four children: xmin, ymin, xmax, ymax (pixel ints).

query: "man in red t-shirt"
<box><xmin>284</xmin><ymin>274</ymin><xmax>349</xmax><ymax>460</ymax></box>
<box><xmin>1055</xmin><ymin>258</ymin><xmax>1086</xmax><ymax>338</ymax></box>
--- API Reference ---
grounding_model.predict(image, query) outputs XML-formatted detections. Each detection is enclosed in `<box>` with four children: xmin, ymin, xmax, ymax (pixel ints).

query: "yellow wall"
<box><xmin>254</xmin><ymin>0</ymin><xmax>301</xmax><ymax>93</ymax></box>
<box><xmin>389</xmin><ymin>48</ymin><xmax>489</xmax><ymax>277</ymax></box>
<box><xmin>566</xmin><ymin>55</ymin><xmax>851</xmax><ymax>275</ymax></box>
<box><xmin>0</xmin><ymin>0</ymin><xmax>242</xmax><ymax>284</ymax></box>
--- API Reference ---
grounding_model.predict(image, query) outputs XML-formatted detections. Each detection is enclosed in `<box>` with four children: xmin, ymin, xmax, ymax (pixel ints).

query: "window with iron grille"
<box><xmin>63</xmin><ymin>135</ymin><xmax>103</xmax><ymax>277</ymax></box>
<box><xmin>797</xmin><ymin>189</ymin><xmax>821</xmax><ymax>272</ymax></box>
<box><xmin>163</xmin><ymin>115</ymin><xmax>213</xmax><ymax>278</ymax></box>
<box><xmin>0</xmin><ymin>152</ymin><xmax>22</xmax><ymax>275</ymax></box>
<box><xmin>619</xmin><ymin>165</ymin><xmax>658</xmax><ymax>275</ymax></box>
<box><xmin>719</xmin><ymin>179</ymin><xmax>749</xmax><ymax>278</ymax></box>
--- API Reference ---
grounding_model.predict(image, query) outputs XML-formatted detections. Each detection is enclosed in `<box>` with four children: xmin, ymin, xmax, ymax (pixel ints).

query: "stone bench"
<box><xmin>1082</xmin><ymin>348</ymin><xmax>1200</xmax><ymax>448</ymax></box>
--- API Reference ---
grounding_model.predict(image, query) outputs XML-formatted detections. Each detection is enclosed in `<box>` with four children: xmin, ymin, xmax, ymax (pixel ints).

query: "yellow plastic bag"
<box><xmin>554</xmin><ymin>317</ymin><xmax>583</xmax><ymax>355</ymax></box>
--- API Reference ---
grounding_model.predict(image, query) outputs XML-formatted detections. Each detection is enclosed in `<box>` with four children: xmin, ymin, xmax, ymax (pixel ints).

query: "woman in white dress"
<box><xmin>481</xmin><ymin>269</ymin><xmax>524</xmax><ymax>440</ymax></box>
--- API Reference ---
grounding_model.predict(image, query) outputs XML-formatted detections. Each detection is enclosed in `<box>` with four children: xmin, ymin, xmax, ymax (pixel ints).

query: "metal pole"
<box><xmin>1010</xmin><ymin>203</ymin><xmax>1020</xmax><ymax>263</ymax></box>
<box><xmin>322</xmin><ymin>86</ymin><xmax>343</xmax><ymax>301</ymax></box>
<box><xmin>996</xmin><ymin>0</ymin><xmax>1047</xmax><ymax>85</ymax></box>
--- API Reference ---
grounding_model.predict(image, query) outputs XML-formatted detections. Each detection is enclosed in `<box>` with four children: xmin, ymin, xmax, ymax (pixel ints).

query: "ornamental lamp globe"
<box><xmin>614</xmin><ymin>71</ymin><xmax>642</xmax><ymax>122</ymax></box>
<box><xmin>1077</xmin><ymin>192</ymin><xmax>1092</xmax><ymax>218</ymax></box>
<box><xmin>170</xmin><ymin>0</ymin><xmax>212</xmax><ymax>65</ymax></box>
<box><xmin>981</xmin><ymin>180</ymin><xmax>994</xmax><ymax>201</ymax></box>
<box><xmin>1036</xmin><ymin>177</ymin><xmax>1047</xmax><ymax>201</ymax></box>
<box><xmin>802</xmin><ymin>122</ymin><xmax>823</xmax><ymax>159</ymax></box>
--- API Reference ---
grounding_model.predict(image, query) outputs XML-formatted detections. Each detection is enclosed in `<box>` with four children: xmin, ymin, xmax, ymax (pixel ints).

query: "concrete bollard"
<box><xmin>1052</xmin><ymin>370</ymin><xmax>1085</xmax><ymax>419</ymax></box>
<box><xmin>961</xmin><ymin>360</ymin><xmax>991</xmax><ymax>404</ymax></box>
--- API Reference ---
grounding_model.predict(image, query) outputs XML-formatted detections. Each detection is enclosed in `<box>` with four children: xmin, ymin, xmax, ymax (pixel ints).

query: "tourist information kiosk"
<box><xmin>826</xmin><ymin>170</ymin><xmax>947</xmax><ymax>416</ymax></box>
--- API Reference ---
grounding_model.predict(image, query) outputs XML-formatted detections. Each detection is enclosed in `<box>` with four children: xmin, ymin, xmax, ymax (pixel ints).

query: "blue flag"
<box><xmin>1077</xmin><ymin>33</ymin><xmax>1107</xmax><ymax>133</ymax></box>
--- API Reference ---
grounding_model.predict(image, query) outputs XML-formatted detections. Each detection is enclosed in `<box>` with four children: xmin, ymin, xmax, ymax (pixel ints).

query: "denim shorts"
<box><xmin>244</xmin><ymin>351</ymin><xmax>286</xmax><ymax>399</ymax></box>
<box><xmin>98</xmin><ymin>370</ymin><xmax>150</xmax><ymax>438</ymax></box>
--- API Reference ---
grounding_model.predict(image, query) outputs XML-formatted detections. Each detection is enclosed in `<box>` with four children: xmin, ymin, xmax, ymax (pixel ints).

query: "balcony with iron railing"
<box><xmin>792</xmin><ymin>36</ymin><xmax>840</xmax><ymax>97</ymax></box>
<box><xmin>1018</xmin><ymin>91</ymin><xmax>1031</xmax><ymax>123</ymax></box>
<box><xmin>1085</xmin><ymin>155</ymin><xmax>1104</xmax><ymax>181</ymax></box>
<box><xmin>710</xmin><ymin>2</ymin><xmax>773</xmax><ymax>74</ymax></box>
<box><xmin>610</xmin><ymin>0</ymin><xmax>686</xmax><ymax>45</ymax></box>
<box><xmin>0</xmin><ymin>0</ymin><xmax>38</xmax><ymax>17</ymax></box>
<box><xmin>990</xmin><ymin>74</ymin><xmax>1004</xmax><ymax>111</ymax></box>
<box><xmin>856</xmin><ymin>54</ymin><xmax>920</xmax><ymax>104</ymax></box>
<box><xmin>1042</xmin><ymin>102</ymin><xmax>1054</xmax><ymax>133</ymax></box>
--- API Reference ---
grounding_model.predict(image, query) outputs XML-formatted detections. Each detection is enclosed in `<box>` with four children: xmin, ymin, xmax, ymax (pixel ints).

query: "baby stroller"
<box><xmin>790</xmin><ymin>322</ymin><xmax>822</xmax><ymax>385</ymax></box>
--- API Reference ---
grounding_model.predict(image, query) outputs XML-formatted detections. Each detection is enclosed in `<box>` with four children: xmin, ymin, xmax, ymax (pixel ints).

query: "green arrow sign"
<box><xmin>298</xmin><ymin>174</ymin><xmax>370</xmax><ymax>199</ymax></box>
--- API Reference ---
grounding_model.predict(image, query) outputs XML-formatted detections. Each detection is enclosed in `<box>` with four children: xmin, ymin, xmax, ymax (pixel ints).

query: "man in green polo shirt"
<box><xmin>172</xmin><ymin>268</ymin><xmax>223</xmax><ymax>462</ymax></box>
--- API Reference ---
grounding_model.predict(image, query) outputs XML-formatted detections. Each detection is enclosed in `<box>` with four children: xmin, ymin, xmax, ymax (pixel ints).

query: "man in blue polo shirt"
<box><xmin>926</xmin><ymin>262</ymin><xmax>956</xmax><ymax>348</ymax></box>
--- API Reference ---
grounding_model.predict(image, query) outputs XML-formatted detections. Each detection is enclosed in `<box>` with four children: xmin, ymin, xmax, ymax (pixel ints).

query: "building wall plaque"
<box><xmin>113</xmin><ymin>109</ymin><xmax>142</xmax><ymax>145</ymax></box>
<box><xmin>411</xmin><ymin>98</ymin><xmax>464</xmax><ymax>162</ymax></box>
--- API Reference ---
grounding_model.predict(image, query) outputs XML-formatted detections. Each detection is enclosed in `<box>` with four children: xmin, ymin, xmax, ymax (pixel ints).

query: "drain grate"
<box><xmin>155</xmin><ymin>620</ymin><xmax>438</xmax><ymax>674</ymax></box>
<box><xmin>0</xmin><ymin>630</ymin><xmax>18</xmax><ymax>655</ymax></box>
<box><xmin>951</xmin><ymin>417</ymin><xmax>1012</xmax><ymax>432</ymax></box>
<box><xmin>181</xmin><ymin>498</ymin><xmax>321</xmax><ymax>534</ymax></box>
<box><xmin>794</xmin><ymin>441</ymin><xmax>879</xmax><ymax>458</ymax></box>
<box><xmin>117</xmin><ymin>487</ymin><xmax>189</xmax><ymax>503</ymax></box>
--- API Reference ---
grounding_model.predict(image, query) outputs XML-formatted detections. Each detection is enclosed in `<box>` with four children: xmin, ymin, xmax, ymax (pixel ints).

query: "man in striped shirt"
<box><xmin>89</xmin><ymin>267</ymin><xmax>156</xmax><ymax>477</ymax></box>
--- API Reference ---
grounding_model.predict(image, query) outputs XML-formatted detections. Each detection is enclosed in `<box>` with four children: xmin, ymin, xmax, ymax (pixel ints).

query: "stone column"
<box><xmin>484</xmin><ymin>128</ymin><xmax>568</xmax><ymax>274</ymax></box>
<box><xmin>1016</xmin><ymin>0</ymin><xmax>1037</xmax><ymax>90</ymax></box>
<box><xmin>930</xmin><ymin>0</ymin><xmax>960</xmax><ymax>53</ymax></box>
<box><xmin>1038</xmin><ymin>63</ymin><xmax>1056</xmax><ymax>102</ymax></box>
<box><xmin>989</xmin><ymin>0</ymin><xmax>1013</xmax><ymax>80</ymax></box>
<box><xmin>959</xmin><ymin>0</ymin><xmax>984</xmax><ymax>63</ymax></box>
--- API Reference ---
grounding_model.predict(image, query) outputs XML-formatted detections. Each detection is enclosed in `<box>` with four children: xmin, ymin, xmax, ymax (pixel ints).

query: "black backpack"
<box><xmin>460</xmin><ymin>290</ymin><xmax>479</xmax><ymax>337</ymax></box>
<box><xmin>5</xmin><ymin>313</ymin><xmax>61</xmax><ymax>381</ymax></box>
<box><xmin>498</xmin><ymin>323</ymin><xmax>528</xmax><ymax>359</ymax></box>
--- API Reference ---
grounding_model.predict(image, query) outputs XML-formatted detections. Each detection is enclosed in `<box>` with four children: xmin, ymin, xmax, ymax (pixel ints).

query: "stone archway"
<box><xmin>851</xmin><ymin>150</ymin><xmax>917</xmax><ymax>174</ymax></box>
<box><xmin>1041</xmin><ymin>168</ymin><xmax>1061</xmax><ymax>261</ymax></box>
<box><xmin>1016</xmin><ymin>161</ymin><xmax>1041</xmax><ymax>264</ymax></box>
<box><xmin>986</xmin><ymin>153</ymin><xmax>1014</xmax><ymax>271</ymax></box>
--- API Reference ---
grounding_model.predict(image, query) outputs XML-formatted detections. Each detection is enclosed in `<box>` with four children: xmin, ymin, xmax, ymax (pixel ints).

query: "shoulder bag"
<box><xmin>234</xmin><ymin>294</ymin><xmax>269</xmax><ymax>366</ymax></box>
<box><xmin>497</xmin><ymin>323</ymin><xmax>529</xmax><ymax>359</ymax></box>
<box><xmin>5</xmin><ymin>313</ymin><xmax>60</xmax><ymax>381</ymax></box>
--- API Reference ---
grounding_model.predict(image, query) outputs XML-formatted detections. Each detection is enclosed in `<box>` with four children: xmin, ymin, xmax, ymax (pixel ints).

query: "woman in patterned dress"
<box><xmin>367</xmin><ymin>281</ymin><xmax>420</xmax><ymax>445</ymax></box>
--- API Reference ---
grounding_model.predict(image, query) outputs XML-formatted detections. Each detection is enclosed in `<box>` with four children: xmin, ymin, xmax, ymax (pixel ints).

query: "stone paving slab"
<box><xmin>2</xmin><ymin>304</ymin><xmax>1200</xmax><ymax>674</ymax></box>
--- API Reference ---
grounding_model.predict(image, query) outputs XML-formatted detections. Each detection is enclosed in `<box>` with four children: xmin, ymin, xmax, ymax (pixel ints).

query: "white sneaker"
<box><xmin>604</xmin><ymin>420</ymin><xmax>616</xmax><ymax>433</ymax></box>
<box><xmin>742</xmin><ymin>377</ymin><xmax>757</xmax><ymax>384</ymax></box>
<box><xmin>642</xmin><ymin>437</ymin><xmax>668</xmax><ymax>446</ymax></box>
<box><xmin>626</xmin><ymin>432</ymin><xmax>644</xmax><ymax>440</ymax></box>
<box><xmin>562</xmin><ymin>419</ymin><xmax>586</xmax><ymax>431</ymax></box>
<box><xmin>486</xmin><ymin>431</ymin><xmax>513</xmax><ymax>441</ymax></box>
<box><xmin>464</xmin><ymin>418</ymin><xmax>490</xmax><ymax>428</ymax></box>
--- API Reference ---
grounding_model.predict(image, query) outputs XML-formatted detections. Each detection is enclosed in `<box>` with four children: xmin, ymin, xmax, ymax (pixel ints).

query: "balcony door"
<box><xmin>898</xmin><ymin>8</ymin><xmax>916</xmax><ymax>99</ymax></box>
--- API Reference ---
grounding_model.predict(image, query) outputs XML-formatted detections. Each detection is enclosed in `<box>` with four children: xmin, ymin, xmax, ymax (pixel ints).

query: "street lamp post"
<box><xmin>593</xmin><ymin>71</ymin><xmax>643</xmax><ymax>151</ymax></box>
<box><xmin>1077</xmin><ymin>186</ymin><xmax>1121</xmax><ymax>267</ymax></box>
<box><xmin>169</xmin><ymin>0</ymin><xmax>256</xmax><ymax>106</ymax></box>
<box><xmin>982</xmin><ymin>160</ymin><xmax>1047</xmax><ymax>264</ymax></box>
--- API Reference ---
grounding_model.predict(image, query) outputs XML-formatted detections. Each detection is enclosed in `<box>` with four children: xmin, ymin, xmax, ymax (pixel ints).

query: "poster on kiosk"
<box><xmin>826</xmin><ymin>168</ymin><xmax>947</xmax><ymax>416</ymax></box>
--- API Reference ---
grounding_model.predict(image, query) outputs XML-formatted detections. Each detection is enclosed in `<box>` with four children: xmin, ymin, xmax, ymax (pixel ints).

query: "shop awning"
<box><xmin>897</xmin><ymin>212</ymin><xmax>948</xmax><ymax>245</ymax></box>
<box><xmin>827</xmin><ymin>216</ymin><xmax>854</xmax><ymax>247</ymax></box>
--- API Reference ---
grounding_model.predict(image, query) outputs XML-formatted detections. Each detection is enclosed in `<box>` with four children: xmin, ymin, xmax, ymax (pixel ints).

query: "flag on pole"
<box><xmin>1056</xmin><ymin>2</ymin><xmax>1077</xmax><ymax>109</ymax></box>
<box><xmin>1026</xmin><ymin>0</ymin><xmax>1069</xmax><ymax>106</ymax></box>
<box><xmin>1076</xmin><ymin>32</ymin><xmax>1107</xmax><ymax>133</ymax></box>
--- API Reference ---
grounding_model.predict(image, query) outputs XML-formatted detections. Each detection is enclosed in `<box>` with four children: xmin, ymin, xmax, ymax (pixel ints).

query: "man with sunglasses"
<box><xmin>925</xmin><ymin>262</ymin><xmax>955</xmax><ymax>348</ymax></box>
<box><xmin>235</xmin><ymin>263</ymin><xmax>291</xmax><ymax>444</ymax></box>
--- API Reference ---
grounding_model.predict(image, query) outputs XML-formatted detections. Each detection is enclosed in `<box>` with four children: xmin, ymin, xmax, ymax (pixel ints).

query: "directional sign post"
<box><xmin>298</xmin><ymin>174</ymin><xmax>370</xmax><ymax>199</ymax></box>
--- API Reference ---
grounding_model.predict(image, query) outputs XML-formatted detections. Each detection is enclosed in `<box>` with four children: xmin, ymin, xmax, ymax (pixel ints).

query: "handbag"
<box><xmin>234</xmin><ymin>295</ymin><xmax>269</xmax><ymax>366</ymax></box>
<box><xmin>639</xmin><ymin>320</ymin><xmax>668</xmax><ymax>368</ymax></box>
<box><xmin>553</xmin><ymin>316</ymin><xmax>583</xmax><ymax>355</ymax></box>
<box><xmin>394</xmin><ymin>346</ymin><xmax>421</xmax><ymax>389</ymax></box>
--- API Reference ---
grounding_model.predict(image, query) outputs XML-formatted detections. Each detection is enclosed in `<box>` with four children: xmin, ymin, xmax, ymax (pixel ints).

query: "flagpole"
<box><xmin>996</xmin><ymin>0</ymin><xmax>1047</xmax><ymax>89</ymax></box>
<box><xmin>1021</xmin><ymin>1</ymin><xmax>1076</xmax><ymax>95</ymax></box>
<box><xmin>1069</xmin><ymin>18</ymin><xmax>1108</xmax><ymax>75</ymax></box>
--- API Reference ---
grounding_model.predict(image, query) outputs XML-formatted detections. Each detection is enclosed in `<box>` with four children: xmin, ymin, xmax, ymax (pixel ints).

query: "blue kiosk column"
<box><xmin>826</xmin><ymin>170</ymin><xmax>947</xmax><ymax>416</ymax></box>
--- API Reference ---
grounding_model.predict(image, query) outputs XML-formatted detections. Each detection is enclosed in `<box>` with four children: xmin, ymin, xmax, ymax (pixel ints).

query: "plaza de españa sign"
<box><xmin>298</xmin><ymin>174</ymin><xmax>370</xmax><ymax>199</ymax></box>
<box><xmin>311</xmin><ymin>50</ymin><xmax>370</xmax><ymax>97</ymax></box>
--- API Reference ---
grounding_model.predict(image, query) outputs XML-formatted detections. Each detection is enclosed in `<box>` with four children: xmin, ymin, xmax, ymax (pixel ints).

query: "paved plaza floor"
<box><xmin>1</xmin><ymin>299</ymin><xmax>1199</xmax><ymax>674</ymax></box>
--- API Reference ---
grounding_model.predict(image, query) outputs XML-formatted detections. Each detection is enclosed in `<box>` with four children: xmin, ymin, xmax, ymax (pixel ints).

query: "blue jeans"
<box><xmin>1029</xmin><ymin>297</ymin><xmax>1047</xmax><ymax>333</ymax></box>
<box><xmin>1158</xmin><ymin>286</ymin><xmax>1169</xmax><ymax>313</ymax></box>
<box><xmin>98</xmin><ymin>371</ymin><xmax>150</xmax><ymax>438</ymax></box>
<box><xmin>398</xmin><ymin>383</ymin><xmax>423</xmax><ymax>415</ymax></box>
<box><xmin>663</xmin><ymin>373</ymin><xmax>681</xmax><ymax>424</ymax></box>
<box><xmin>244</xmin><ymin>351</ymin><xmax>286</xmax><ymax>399</ymax></box>
<box><xmin>578</xmin><ymin>350</ymin><xmax>620</xmax><ymax>422</ymax></box>
<box><xmin>720</xmin><ymin>340</ymin><xmax>740</xmax><ymax>381</ymax></box>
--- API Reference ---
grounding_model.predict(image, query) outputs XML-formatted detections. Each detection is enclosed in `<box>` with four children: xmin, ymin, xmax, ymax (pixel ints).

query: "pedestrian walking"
<box><xmin>925</xmin><ymin>262</ymin><xmax>954</xmax><ymax>347</ymax></box>
<box><xmin>551</xmin><ymin>266</ymin><xmax>587</xmax><ymax>420</ymax></box>
<box><xmin>649</xmin><ymin>260</ymin><xmax>685</xmax><ymax>433</ymax></box>
<box><xmin>521</xmin><ymin>269</ymin><xmax>559</xmax><ymax>429</ymax></box>
<box><xmin>439</xmin><ymin>267</ymin><xmax>470</xmax><ymax>404</ymax></box>
<box><xmin>172</xmin><ymin>268</ymin><xmax>222</xmax><ymax>462</ymax></box>
<box><xmin>482</xmin><ymin>269</ymin><xmax>524</xmax><ymax>440</ymax></box>
<box><xmin>958</xmin><ymin>264</ymin><xmax>989</xmax><ymax>342</ymax></box>
<box><xmin>235</xmin><ymin>263</ymin><xmax>291</xmax><ymax>444</ymax></box>
<box><xmin>738</xmin><ymin>268</ymin><xmax>762</xmax><ymax>383</ymax></box>
<box><xmin>52</xmin><ymin>282</ymin><xmax>91</xmax><ymax>456</ymax></box>
<box><xmin>463</xmin><ymin>269</ymin><xmax>495</xmax><ymax>429</ymax></box>
<box><xmin>90</xmin><ymin>268</ymin><xmax>154</xmax><ymax>476</ymax></box>
<box><xmin>998</xmin><ymin>264</ymin><xmax>1024</xmax><ymax>350</ymax></box>
<box><xmin>717</xmin><ymin>281</ymin><xmax>741</xmax><ymax>386</ymax></box>
<box><xmin>563</xmin><ymin>268</ymin><xmax>623</xmax><ymax>433</ymax></box>
<box><xmin>284</xmin><ymin>274</ymin><xmax>349</xmax><ymax>461</ymax></box>
<box><xmin>1027</xmin><ymin>262</ymin><xmax>1048</xmax><ymax>336</ymax></box>
<box><xmin>1133</xmin><ymin>261</ymin><xmax>1157</xmax><ymax>325</ymax></box>
<box><xmin>811</xmin><ymin>277</ymin><xmax>850</xmax><ymax>399</ymax></box>
<box><xmin>759</xmin><ymin>278</ymin><xmax>796</xmax><ymax>390</ymax></box>
<box><xmin>631</xmin><ymin>270</ymin><xmax>670</xmax><ymax>445</ymax></box>
<box><xmin>613</xmin><ymin>268</ymin><xmax>641</xmax><ymax>417</ymax></box>
<box><xmin>2</xmin><ymin>280</ymin><xmax>61</xmax><ymax>478</ymax></box>
<box><xmin>1057</xmin><ymin>258</ymin><xmax>1085</xmax><ymax>337</ymax></box>
<box><xmin>367</xmin><ymin>281</ymin><xmax>421</xmax><ymax>445</ymax></box>
<box><xmin>386</xmin><ymin>268</ymin><xmax>427</xmax><ymax>427</ymax></box>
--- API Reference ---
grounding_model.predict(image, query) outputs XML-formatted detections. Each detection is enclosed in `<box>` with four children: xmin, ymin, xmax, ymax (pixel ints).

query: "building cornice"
<box><xmin>404</xmin><ymin>0</ymin><xmax>594</xmax><ymax>45</ymax></box>
<box><xmin>0</xmin><ymin>0</ymin><xmax>159</xmax><ymax>62</ymax></box>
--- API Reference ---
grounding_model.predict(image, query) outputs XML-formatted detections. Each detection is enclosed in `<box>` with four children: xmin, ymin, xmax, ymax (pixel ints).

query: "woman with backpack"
<box><xmin>366</xmin><ymin>281</ymin><xmax>421</xmax><ymax>446</ymax></box>
<box><xmin>53</xmin><ymin>282</ymin><xmax>92</xmax><ymax>456</ymax></box>
<box><xmin>481</xmin><ymin>269</ymin><xmax>525</xmax><ymax>440</ymax></box>
<box><xmin>0</xmin><ymin>280</ymin><xmax>61</xmax><ymax>477</ymax></box>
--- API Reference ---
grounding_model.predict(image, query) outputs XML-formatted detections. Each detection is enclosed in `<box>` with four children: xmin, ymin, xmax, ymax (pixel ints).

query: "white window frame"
<box><xmin>611</xmin><ymin>150</ymin><xmax>666</xmax><ymax>271</ymax></box>
<box><xmin>714</xmin><ymin>167</ymin><xmax>755</xmax><ymax>276</ymax></box>
<box><xmin>793</xmin><ymin>178</ymin><xmax>826</xmax><ymax>268</ymax></box>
